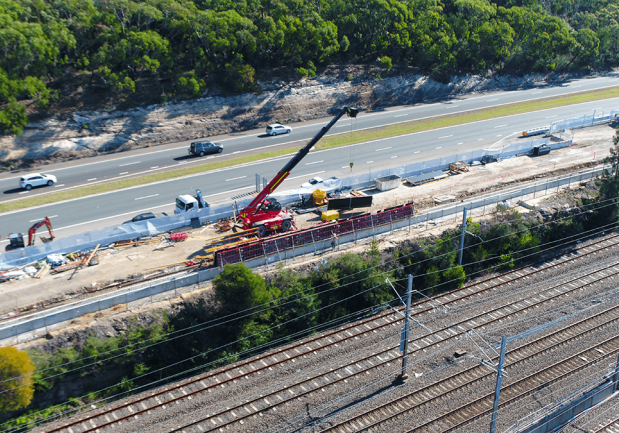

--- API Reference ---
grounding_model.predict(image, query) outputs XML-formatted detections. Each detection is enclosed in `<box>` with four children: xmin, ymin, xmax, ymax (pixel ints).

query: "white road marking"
<box><xmin>19</xmin><ymin>191</ymin><xmax>29</xmax><ymax>194</ymax></box>
<box><xmin>391</xmin><ymin>156</ymin><xmax>398</xmax><ymax>158</ymax></box>
<box><xmin>436</xmin><ymin>147</ymin><xmax>442</xmax><ymax>149</ymax></box>
<box><xmin>414</xmin><ymin>151</ymin><xmax>420</xmax><ymax>153</ymax></box>
<box><xmin>342</xmin><ymin>166</ymin><xmax>348</xmax><ymax>168</ymax></box>
<box><xmin>232</xmin><ymin>151</ymin><xmax>242</xmax><ymax>154</ymax></box>
<box><xmin>478</xmin><ymin>138</ymin><xmax>484</xmax><ymax>141</ymax></box>
<box><xmin>497</xmin><ymin>135</ymin><xmax>502</xmax><ymax>137</ymax></box>
<box><xmin>226</xmin><ymin>176</ymin><xmax>247</xmax><ymax>182</ymax></box>
<box><xmin>457</xmin><ymin>142</ymin><xmax>463</xmax><ymax>145</ymax></box>
<box><xmin>119</xmin><ymin>161</ymin><xmax>141</xmax><ymax>167</ymax></box>
<box><xmin>394</xmin><ymin>114</ymin><xmax>408</xmax><ymax>117</ymax></box>
<box><xmin>119</xmin><ymin>172</ymin><xmax>128</xmax><ymax>175</ymax></box>
<box><xmin>88</xmin><ymin>178</ymin><xmax>97</xmax><ymax>181</ymax></box>
<box><xmin>375</xmin><ymin>147</ymin><xmax>392</xmax><ymax>151</ymax></box>
<box><xmin>494</xmin><ymin>124</ymin><xmax>507</xmax><ymax>128</ymax></box>
<box><xmin>438</xmin><ymin>135</ymin><xmax>453</xmax><ymax>139</ymax></box>
<box><xmin>54</xmin><ymin>184</ymin><xmax>65</xmax><ymax>187</ymax></box>
<box><xmin>488</xmin><ymin>99</ymin><xmax>499</xmax><ymax>101</ymax></box>
<box><xmin>135</xmin><ymin>194</ymin><xmax>159</xmax><ymax>200</ymax></box>
<box><xmin>287</xmin><ymin>171</ymin><xmax>325</xmax><ymax>180</ymax></box>
<box><xmin>30</xmin><ymin>215</ymin><xmax>57</xmax><ymax>222</ymax></box>
<box><xmin>545</xmin><ymin>115</ymin><xmax>557</xmax><ymax>118</ymax></box>
<box><xmin>177</xmin><ymin>161</ymin><xmax>190</xmax><ymax>165</ymax></box>
<box><xmin>305</xmin><ymin>160</ymin><xmax>324</xmax><ymax>165</ymax></box>
<box><xmin>367</xmin><ymin>161</ymin><xmax>374</xmax><ymax>163</ymax></box>
<box><xmin>336</xmin><ymin>125</ymin><xmax>350</xmax><ymax>127</ymax></box>
<box><xmin>150</xmin><ymin>166</ymin><xmax>159</xmax><ymax>169</ymax></box>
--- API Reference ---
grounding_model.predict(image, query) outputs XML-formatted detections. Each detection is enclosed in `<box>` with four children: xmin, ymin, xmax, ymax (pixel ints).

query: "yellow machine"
<box><xmin>321</xmin><ymin>210</ymin><xmax>339</xmax><ymax>221</ymax></box>
<box><xmin>313</xmin><ymin>189</ymin><xmax>327</xmax><ymax>205</ymax></box>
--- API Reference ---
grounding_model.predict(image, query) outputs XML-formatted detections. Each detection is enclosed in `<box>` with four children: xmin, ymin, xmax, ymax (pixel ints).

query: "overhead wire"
<box><xmin>8</xmin><ymin>212</ymin><xmax>614</xmax><ymax>394</ymax></box>
<box><xmin>5</xmin><ymin>181</ymin><xmax>617</xmax><ymax>428</ymax></box>
<box><xmin>6</xmin><ymin>214</ymin><xmax>619</xmax><ymax>414</ymax></box>
<box><xmin>16</xmin><ymin>233</ymin><xmax>619</xmax><ymax>433</ymax></box>
<box><xmin>2</xmin><ymin>284</ymin><xmax>402</xmax><ymax>431</ymax></box>
<box><xmin>117</xmin><ymin>319</ymin><xmax>405</xmax><ymax>433</ymax></box>
<box><xmin>0</xmin><ymin>211</ymin><xmax>616</xmax><ymax>416</ymax></box>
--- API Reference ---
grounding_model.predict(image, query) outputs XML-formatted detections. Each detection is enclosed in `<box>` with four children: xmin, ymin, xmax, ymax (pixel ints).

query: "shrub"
<box><xmin>380</xmin><ymin>56</ymin><xmax>393</xmax><ymax>72</ymax></box>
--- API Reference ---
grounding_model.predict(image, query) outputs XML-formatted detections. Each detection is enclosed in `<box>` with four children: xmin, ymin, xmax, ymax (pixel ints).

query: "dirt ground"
<box><xmin>0</xmin><ymin>124</ymin><xmax>615</xmax><ymax>336</ymax></box>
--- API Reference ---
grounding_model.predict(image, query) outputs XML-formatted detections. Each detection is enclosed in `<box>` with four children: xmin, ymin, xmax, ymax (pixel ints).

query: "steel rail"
<box><xmin>592</xmin><ymin>414</ymin><xmax>619</xmax><ymax>432</ymax></box>
<box><xmin>42</xmin><ymin>234</ymin><xmax>619</xmax><ymax>433</ymax></box>
<box><xmin>168</xmin><ymin>256</ymin><xmax>619</xmax><ymax>432</ymax></box>
<box><xmin>320</xmin><ymin>300</ymin><xmax>619</xmax><ymax>433</ymax></box>
<box><xmin>417</xmin><ymin>336</ymin><xmax>619</xmax><ymax>433</ymax></box>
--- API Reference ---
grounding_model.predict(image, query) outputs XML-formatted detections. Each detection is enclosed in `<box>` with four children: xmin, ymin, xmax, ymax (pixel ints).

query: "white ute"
<box><xmin>174</xmin><ymin>189</ymin><xmax>209</xmax><ymax>214</ymax></box>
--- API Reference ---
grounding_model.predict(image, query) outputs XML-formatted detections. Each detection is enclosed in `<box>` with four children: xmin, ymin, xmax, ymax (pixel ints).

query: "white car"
<box><xmin>302</xmin><ymin>177</ymin><xmax>324</xmax><ymax>189</ymax></box>
<box><xmin>19</xmin><ymin>173</ymin><xmax>57</xmax><ymax>190</ymax></box>
<box><xmin>266</xmin><ymin>124</ymin><xmax>292</xmax><ymax>136</ymax></box>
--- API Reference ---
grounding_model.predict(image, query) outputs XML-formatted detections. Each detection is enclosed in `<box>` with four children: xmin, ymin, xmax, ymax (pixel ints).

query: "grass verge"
<box><xmin>2</xmin><ymin>85</ymin><xmax>617</xmax><ymax>214</ymax></box>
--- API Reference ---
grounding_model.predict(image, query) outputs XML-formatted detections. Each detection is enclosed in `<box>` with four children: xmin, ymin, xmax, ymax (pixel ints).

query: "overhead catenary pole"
<box><xmin>458</xmin><ymin>207</ymin><xmax>468</xmax><ymax>266</ymax></box>
<box><xmin>398</xmin><ymin>274</ymin><xmax>413</xmax><ymax>383</ymax></box>
<box><xmin>490</xmin><ymin>336</ymin><xmax>508</xmax><ymax>433</ymax></box>
<box><xmin>613</xmin><ymin>351</ymin><xmax>619</xmax><ymax>391</ymax></box>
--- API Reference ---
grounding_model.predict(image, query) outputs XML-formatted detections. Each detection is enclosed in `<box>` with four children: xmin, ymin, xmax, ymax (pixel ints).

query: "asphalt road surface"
<box><xmin>1</xmin><ymin>75</ymin><xmax>617</xmax><ymax>205</ymax></box>
<box><xmin>1</xmin><ymin>95</ymin><xmax>617</xmax><ymax>245</ymax></box>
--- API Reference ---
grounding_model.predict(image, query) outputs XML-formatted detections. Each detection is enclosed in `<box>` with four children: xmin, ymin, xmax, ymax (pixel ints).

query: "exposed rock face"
<box><xmin>0</xmin><ymin>71</ymin><xmax>603</xmax><ymax>164</ymax></box>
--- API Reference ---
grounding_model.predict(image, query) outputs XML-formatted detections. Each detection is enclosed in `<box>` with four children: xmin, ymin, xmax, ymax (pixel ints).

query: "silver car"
<box><xmin>266</xmin><ymin>124</ymin><xmax>292</xmax><ymax>136</ymax></box>
<box><xmin>19</xmin><ymin>173</ymin><xmax>57</xmax><ymax>190</ymax></box>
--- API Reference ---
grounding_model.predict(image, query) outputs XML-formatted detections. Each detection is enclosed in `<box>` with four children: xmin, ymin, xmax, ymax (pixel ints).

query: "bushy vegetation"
<box><xmin>1</xmin><ymin>0</ymin><xmax>618</xmax><ymax>135</ymax></box>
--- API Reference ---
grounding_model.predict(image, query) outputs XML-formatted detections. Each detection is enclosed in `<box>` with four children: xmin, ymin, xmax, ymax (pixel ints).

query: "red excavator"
<box><xmin>5</xmin><ymin>217</ymin><xmax>55</xmax><ymax>251</ymax></box>
<box><xmin>238</xmin><ymin>107</ymin><xmax>359</xmax><ymax>236</ymax></box>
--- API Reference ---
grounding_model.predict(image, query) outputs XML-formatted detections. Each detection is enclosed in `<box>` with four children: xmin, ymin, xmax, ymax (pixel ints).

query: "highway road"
<box><xmin>1</xmin><ymin>95</ymin><xmax>617</xmax><ymax>245</ymax></box>
<box><xmin>1</xmin><ymin>75</ymin><xmax>617</xmax><ymax>205</ymax></box>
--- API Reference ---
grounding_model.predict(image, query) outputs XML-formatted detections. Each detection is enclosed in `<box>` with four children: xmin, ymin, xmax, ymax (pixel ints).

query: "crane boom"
<box><xmin>241</xmin><ymin>107</ymin><xmax>358</xmax><ymax>217</ymax></box>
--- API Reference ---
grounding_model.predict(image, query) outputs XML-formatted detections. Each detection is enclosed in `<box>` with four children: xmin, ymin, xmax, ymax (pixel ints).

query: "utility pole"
<box><xmin>458</xmin><ymin>207</ymin><xmax>468</xmax><ymax>266</ymax></box>
<box><xmin>490</xmin><ymin>336</ymin><xmax>508</xmax><ymax>433</ymax></box>
<box><xmin>613</xmin><ymin>351</ymin><xmax>619</xmax><ymax>391</ymax></box>
<box><xmin>398</xmin><ymin>274</ymin><xmax>413</xmax><ymax>384</ymax></box>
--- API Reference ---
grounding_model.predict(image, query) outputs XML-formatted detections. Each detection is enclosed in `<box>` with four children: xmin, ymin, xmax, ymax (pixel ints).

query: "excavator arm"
<box><xmin>239</xmin><ymin>107</ymin><xmax>358</xmax><ymax>218</ymax></box>
<box><xmin>28</xmin><ymin>217</ymin><xmax>54</xmax><ymax>246</ymax></box>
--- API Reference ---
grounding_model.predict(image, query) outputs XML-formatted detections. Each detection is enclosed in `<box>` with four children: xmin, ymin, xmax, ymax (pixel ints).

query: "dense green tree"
<box><xmin>1</xmin><ymin>0</ymin><xmax>617</xmax><ymax>136</ymax></box>
<box><xmin>213</xmin><ymin>263</ymin><xmax>273</xmax><ymax>314</ymax></box>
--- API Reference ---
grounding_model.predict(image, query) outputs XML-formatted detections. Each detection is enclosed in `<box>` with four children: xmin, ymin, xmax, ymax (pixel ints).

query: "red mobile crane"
<box><xmin>5</xmin><ymin>217</ymin><xmax>55</xmax><ymax>251</ymax></box>
<box><xmin>238</xmin><ymin>107</ymin><xmax>359</xmax><ymax>236</ymax></box>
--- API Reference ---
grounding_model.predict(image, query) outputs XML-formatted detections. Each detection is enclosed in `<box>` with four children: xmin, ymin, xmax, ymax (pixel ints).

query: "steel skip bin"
<box><xmin>374</xmin><ymin>174</ymin><xmax>401</xmax><ymax>191</ymax></box>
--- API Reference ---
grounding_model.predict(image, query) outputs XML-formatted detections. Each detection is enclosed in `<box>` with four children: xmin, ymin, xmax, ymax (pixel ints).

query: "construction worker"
<box><xmin>331</xmin><ymin>233</ymin><xmax>339</xmax><ymax>250</ymax></box>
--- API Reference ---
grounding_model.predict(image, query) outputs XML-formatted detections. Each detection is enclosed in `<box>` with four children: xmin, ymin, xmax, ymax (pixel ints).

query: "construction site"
<box><xmin>0</xmin><ymin>119</ymin><xmax>614</xmax><ymax>342</ymax></box>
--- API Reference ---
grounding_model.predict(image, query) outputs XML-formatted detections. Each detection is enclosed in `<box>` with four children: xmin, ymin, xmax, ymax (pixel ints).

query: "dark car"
<box><xmin>189</xmin><ymin>141</ymin><xmax>223</xmax><ymax>157</ymax></box>
<box><xmin>123</xmin><ymin>212</ymin><xmax>157</xmax><ymax>224</ymax></box>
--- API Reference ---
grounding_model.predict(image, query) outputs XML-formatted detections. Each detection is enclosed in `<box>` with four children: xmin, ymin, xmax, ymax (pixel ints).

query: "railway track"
<box><xmin>317</xmin><ymin>297</ymin><xmax>619</xmax><ymax>433</ymax></box>
<box><xmin>41</xmin><ymin>234</ymin><xmax>619</xmax><ymax>433</ymax></box>
<box><xmin>593</xmin><ymin>415</ymin><xmax>619</xmax><ymax>433</ymax></box>
<box><xmin>163</xmin><ymin>251</ymin><xmax>619</xmax><ymax>431</ymax></box>
<box><xmin>413</xmin><ymin>335</ymin><xmax>619</xmax><ymax>432</ymax></box>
